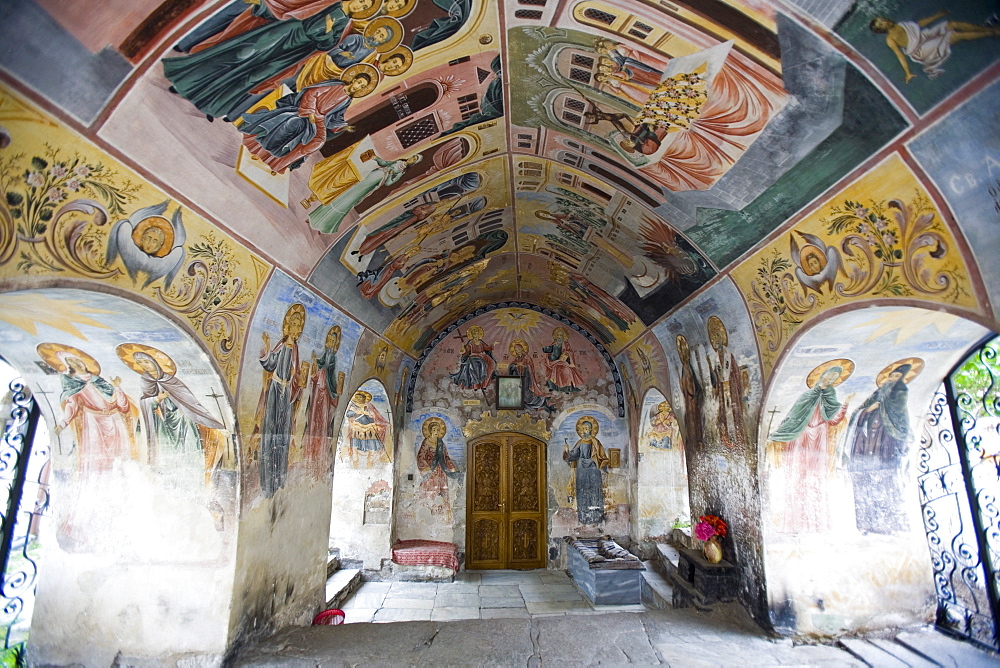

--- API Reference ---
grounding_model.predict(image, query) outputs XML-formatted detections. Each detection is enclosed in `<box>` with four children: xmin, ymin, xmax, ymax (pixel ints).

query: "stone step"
<box><xmin>868</xmin><ymin>638</ymin><xmax>939</xmax><ymax>668</ymax></box>
<box><xmin>838</xmin><ymin>638</ymin><xmax>909</xmax><ymax>667</ymax></box>
<box><xmin>326</xmin><ymin>555</ymin><xmax>341</xmax><ymax>578</ymax></box>
<box><xmin>655</xmin><ymin>543</ymin><xmax>680</xmax><ymax>579</ymax></box>
<box><xmin>895</xmin><ymin>629</ymin><xmax>999</xmax><ymax>668</ymax></box>
<box><xmin>325</xmin><ymin>568</ymin><xmax>362</xmax><ymax>609</ymax></box>
<box><xmin>639</xmin><ymin>561</ymin><xmax>673</xmax><ymax>610</ymax></box>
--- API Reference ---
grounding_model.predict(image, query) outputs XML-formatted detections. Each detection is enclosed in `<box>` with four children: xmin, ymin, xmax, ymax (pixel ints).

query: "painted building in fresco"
<box><xmin>0</xmin><ymin>0</ymin><xmax>997</xmax><ymax>662</ymax></box>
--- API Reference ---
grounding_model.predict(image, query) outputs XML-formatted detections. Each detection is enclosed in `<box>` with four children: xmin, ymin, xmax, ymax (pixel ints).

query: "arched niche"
<box><xmin>635</xmin><ymin>388</ymin><xmax>690</xmax><ymax>544</ymax></box>
<box><xmin>329</xmin><ymin>378</ymin><xmax>395</xmax><ymax>570</ymax></box>
<box><xmin>759</xmin><ymin>304</ymin><xmax>991</xmax><ymax>639</ymax></box>
<box><xmin>0</xmin><ymin>287</ymin><xmax>238</xmax><ymax>665</ymax></box>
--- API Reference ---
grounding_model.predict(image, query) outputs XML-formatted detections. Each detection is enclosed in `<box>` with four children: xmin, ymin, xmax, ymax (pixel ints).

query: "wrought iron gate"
<box><xmin>916</xmin><ymin>335</ymin><xmax>1000</xmax><ymax>650</ymax></box>
<box><xmin>0</xmin><ymin>376</ymin><xmax>50</xmax><ymax>664</ymax></box>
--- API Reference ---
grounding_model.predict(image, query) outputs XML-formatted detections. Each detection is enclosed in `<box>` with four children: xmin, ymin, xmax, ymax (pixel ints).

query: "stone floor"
<box><xmin>233</xmin><ymin>570</ymin><xmax>1000</xmax><ymax>666</ymax></box>
<box><xmin>339</xmin><ymin>569</ymin><xmax>643</xmax><ymax>623</ymax></box>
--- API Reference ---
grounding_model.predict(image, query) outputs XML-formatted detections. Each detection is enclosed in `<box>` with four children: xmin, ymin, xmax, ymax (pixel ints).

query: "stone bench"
<box><xmin>566</xmin><ymin>538</ymin><xmax>645</xmax><ymax>605</ymax></box>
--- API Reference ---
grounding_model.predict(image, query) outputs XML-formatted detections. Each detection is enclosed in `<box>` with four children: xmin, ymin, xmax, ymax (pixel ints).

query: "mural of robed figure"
<box><xmin>564</xmin><ymin>416</ymin><xmax>609</xmax><ymax>525</ymax></box>
<box><xmin>256</xmin><ymin>303</ymin><xmax>306</xmax><ymax>497</ymax></box>
<box><xmin>117</xmin><ymin>343</ymin><xmax>225</xmax><ymax>473</ymax></box>
<box><xmin>769</xmin><ymin>359</ymin><xmax>854</xmax><ymax>535</ymax></box>
<box><xmin>841</xmin><ymin>359</ymin><xmax>923</xmax><ymax>535</ymax></box>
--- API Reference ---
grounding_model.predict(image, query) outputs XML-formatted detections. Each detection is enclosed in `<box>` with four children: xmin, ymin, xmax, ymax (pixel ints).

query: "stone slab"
<box><xmin>435</xmin><ymin>593</ymin><xmax>480</xmax><ymax>608</ymax></box>
<box><xmin>480</xmin><ymin>597</ymin><xmax>526</xmax><ymax>608</ymax></box>
<box><xmin>525</xmin><ymin>600</ymin><xmax>592</xmax><ymax>614</ymax></box>
<box><xmin>382</xmin><ymin>597</ymin><xmax>435</xmax><ymax>610</ymax></box>
<box><xmin>373</xmin><ymin>608</ymin><xmax>433</xmax><ymax>622</ymax></box>
<box><xmin>520</xmin><ymin>587</ymin><xmax>584</xmax><ymax>603</ymax></box>
<box><xmin>480</xmin><ymin>607</ymin><xmax>530</xmax><ymax>619</ymax></box>
<box><xmin>479</xmin><ymin>584</ymin><xmax>522</xmax><ymax>597</ymax></box>
<box><xmin>533</xmin><ymin>611</ymin><xmax>659</xmax><ymax>665</ymax></box>
<box><xmin>869</xmin><ymin>639</ymin><xmax>939</xmax><ymax>668</ymax></box>
<box><xmin>896</xmin><ymin>630</ymin><xmax>1000</xmax><ymax>668</ymax></box>
<box><xmin>839</xmin><ymin>639</ymin><xmax>909</xmax><ymax>667</ymax></box>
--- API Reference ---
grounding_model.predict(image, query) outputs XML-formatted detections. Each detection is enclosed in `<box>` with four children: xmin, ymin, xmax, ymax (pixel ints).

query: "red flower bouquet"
<box><xmin>695</xmin><ymin>514</ymin><xmax>727</xmax><ymax>541</ymax></box>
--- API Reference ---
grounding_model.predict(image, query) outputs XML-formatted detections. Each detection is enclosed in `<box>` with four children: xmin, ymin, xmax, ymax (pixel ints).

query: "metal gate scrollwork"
<box><xmin>0</xmin><ymin>376</ymin><xmax>51</xmax><ymax>663</ymax></box>
<box><xmin>918</xmin><ymin>335</ymin><xmax>1000</xmax><ymax>650</ymax></box>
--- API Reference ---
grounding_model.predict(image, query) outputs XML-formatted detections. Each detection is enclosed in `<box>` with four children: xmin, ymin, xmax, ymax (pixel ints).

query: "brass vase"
<box><xmin>703</xmin><ymin>536</ymin><xmax>723</xmax><ymax>564</ymax></box>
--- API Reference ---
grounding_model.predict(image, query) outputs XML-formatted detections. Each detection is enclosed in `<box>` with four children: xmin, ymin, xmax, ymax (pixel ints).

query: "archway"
<box><xmin>635</xmin><ymin>388</ymin><xmax>690</xmax><ymax>546</ymax></box>
<box><xmin>0</xmin><ymin>287</ymin><xmax>238</xmax><ymax>665</ymax></box>
<box><xmin>760</xmin><ymin>305</ymin><xmax>991</xmax><ymax>638</ymax></box>
<box><xmin>329</xmin><ymin>379</ymin><xmax>395</xmax><ymax>571</ymax></box>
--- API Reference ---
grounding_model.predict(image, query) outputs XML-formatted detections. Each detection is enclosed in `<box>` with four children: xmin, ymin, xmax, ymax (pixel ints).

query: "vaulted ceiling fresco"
<box><xmin>3</xmin><ymin>0</ymin><xmax>997</xmax><ymax>357</ymax></box>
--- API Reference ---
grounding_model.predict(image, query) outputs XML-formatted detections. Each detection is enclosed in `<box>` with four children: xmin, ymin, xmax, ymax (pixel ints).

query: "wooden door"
<box><xmin>466</xmin><ymin>433</ymin><xmax>546</xmax><ymax>569</ymax></box>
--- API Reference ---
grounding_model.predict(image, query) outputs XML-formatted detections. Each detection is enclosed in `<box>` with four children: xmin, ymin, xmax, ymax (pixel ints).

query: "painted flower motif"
<box><xmin>50</xmin><ymin>164</ymin><xmax>67</xmax><ymax>178</ymax></box>
<box><xmin>46</xmin><ymin>187</ymin><xmax>65</xmax><ymax>203</ymax></box>
<box><xmin>65</xmin><ymin>178</ymin><xmax>81</xmax><ymax>191</ymax></box>
<box><xmin>865</xmin><ymin>234</ymin><xmax>878</xmax><ymax>247</ymax></box>
<box><xmin>853</xmin><ymin>206</ymin><xmax>869</xmax><ymax>218</ymax></box>
<box><xmin>25</xmin><ymin>171</ymin><xmax>44</xmax><ymax>188</ymax></box>
<box><xmin>874</xmin><ymin>217</ymin><xmax>889</xmax><ymax>231</ymax></box>
<box><xmin>74</xmin><ymin>164</ymin><xmax>91</xmax><ymax>178</ymax></box>
<box><xmin>858</xmin><ymin>222</ymin><xmax>872</xmax><ymax>235</ymax></box>
<box><xmin>882</xmin><ymin>232</ymin><xmax>897</xmax><ymax>246</ymax></box>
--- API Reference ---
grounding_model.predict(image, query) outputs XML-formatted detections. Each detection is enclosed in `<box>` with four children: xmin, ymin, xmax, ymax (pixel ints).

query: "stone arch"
<box><xmin>635</xmin><ymin>387</ymin><xmax>691</xmax><ymax>547</ymax></box>
<box><xmin>329</xmin><ymin>378</ymin><xmax>395</xmax><ymax>571</ymax></box>
<box><xmin>758</xmin><ymin>304</ymin><xmax>992</xmax><ymax>639</ymax></box>
<box><xmin>0</xmin><ymin>286</ymin><xmax>239</xmax><ymax>665</ymax></box>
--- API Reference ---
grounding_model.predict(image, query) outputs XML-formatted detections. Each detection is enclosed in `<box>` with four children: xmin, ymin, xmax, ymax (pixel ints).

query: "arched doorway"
<box><xmin>0</xmin><ymin>287</ymin><xmax>239</xmax><ymax>664</ymax></box>
<box><xmin>329</xmin><ymin>379</ymin><xmax>395</xmax><ymax>570</ymax></box>
<box><xmin>635</xmin><ymin>388</ymin><xmax>690</xmax><ymax>542</ymax></box>
<box><xmin>760</xmin><ymin>305</ymin><xmax>991</xmax><ymax>638</ymax></box>
<box><xmin>465</xmin><ymin>432</ymin><xmax>547</xmax><ymax>570</ymax></box>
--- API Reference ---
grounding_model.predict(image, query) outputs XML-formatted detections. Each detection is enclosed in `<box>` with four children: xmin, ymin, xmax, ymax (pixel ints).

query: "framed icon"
<box><xmin>496</xmin><ymin>375</ymin><xmax>523</xmax><ymax>410</ymax></box>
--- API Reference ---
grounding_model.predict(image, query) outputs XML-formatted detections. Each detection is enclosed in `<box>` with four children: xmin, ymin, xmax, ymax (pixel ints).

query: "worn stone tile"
<box><xmin>431</xmin><ymin>607</ymin><xmax>481</xmax><ymax>621</ymax></box>
<box><xmin>355</xmin><ymin>582</ymin><xmax>392</xmax><ymax>594</ymax></box>
<box><xmin>435</xmin><ymin>593</ymin><xmax>480</xmax><ymax>608</ymax></box>
<box><xmin>520</xmin><ymin>587</ymin><xmax>585</xmax><ymax>603</ymax></box>
<box><xmin>534</xmin><ymin>613</ymin><xmax>659</xmax><ymax>665</ymax></box>
<box><xmin>525</xmin><ymin>600</ymin><xmax>591</xmax><ymax>614</ymax></box>
<box><xmin>436</xmin><ymin>581</ymin><xmax>480</xmax><ymax>595</ymax></box>
<box><xmin>382</xmin><ymin>597</ymin><xmax>435</xmax><ymax>609</ymax></box>
<box><xmin>372</xmin><ymin>608</ymin><xmax>432</xmax><ymax>623</ymax></box>
<box><xmin>340</xmin><ymin>593</ymin><xmax>386</xmax><ymax>610</ymax></box>
<box><xmin>341</xmin><ymin>608</ymin><xmax>376</xmax><ymax>623</ymax></box>
<box><xmin>479</xmin><ymin>585</ymin><xmax>521</xmax><ymax>598</ymax></box>
<box><xmin>539</xmin><ymin>572</ymin><xmax>572</xmax><ymax>584</ymax></box>
<box><xmin>480</xmin><ymin>596</ymin><xmax>526</xmax><ymax>609</ymax></box>
<box><xmin>388</xmin><ymin>582</ymin><xmax>437</xmax><ymax>596</ymax></box>
<box><xmin>480</xmin><ymin>571</ymin><xmax>542</xmax><ymax>585</ymax></box>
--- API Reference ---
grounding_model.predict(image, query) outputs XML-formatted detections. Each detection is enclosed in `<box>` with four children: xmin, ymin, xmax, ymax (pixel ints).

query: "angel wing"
<box><xmin>106</xmin><ymin>201</ymin><xmax>169</xmax><ymax>272</ymax></box>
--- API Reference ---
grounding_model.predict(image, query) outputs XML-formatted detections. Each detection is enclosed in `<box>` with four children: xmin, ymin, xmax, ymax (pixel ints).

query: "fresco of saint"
<box><xmin>39</xmin><ymin>343</ymin><xmax>139</xmax><ymax>474</ymax></box>
<box><xmin>563</xmin><ymin>416</ymin><xmax>609</xmax><ymax>525</ymax></box>
<box><xmin>543</xmin><ymin>327</ymin><xmax>585</xmax><ymax>392</ymax></box>
<box><xmin>255</xmin><ymin>303</ymin><xmax>306</xmax><ymax>497</ymax></box>
<box><xmin>238</xmin><ymin>62</ymin><xmax>378</xmax><ymax>174</ymax></box>
<box><xmin>506</xmin><ymin>338</ymin><xmax>553</xmax><ymax>413</ymax></box>
<box><xmin>675</xmin><ymin>334</ymin><xmax>702</xmax><ymax>449</ymax></box>
<box><xmin>344</xmin><ymin>389</ymin><xmax>390</xmax><ymax>467</ymax></box>
<box><xmin>648</xmin><ymin>400</ymin><xmax>681</xmax><ymax>450</ymax></box>
<box><xmin>870</xmin><ymin>12</ymin><xmax>1000</xmax><ymax>83</ymax></box>
<box><xmin>303</xmin><ymin>325</ymin><xmax>344</xmax><ymax>473</ymax></box>
<box><xmin>449</xmin><ymin>325</ymin><xmax>496</xmax><ymax>391</ymax></box>
<box><xmin>415</xmin><ymin>416</ymin><xmax>459</xmax><ymax>517</ymax></box>
<box><xmin>162</xmin><ymin>0</ymin><xmax>384</xmax><ymax>121</ymax></box>
<box><xmin>769</xmin><ymin>359</ymin><xmax>854</xmax><ymax>535</ymax></box>
<box><xmin>707</xmin><ymin>316</ymin><xmax>747</xmax><ymax>449</ymax></box>
<box><xmin>117</xmin><ymin>343</ymin><xmax>225</xmax><ymax>473</ymax></box>
<box><xmin>842</xmin><ymin>359</ymin><xmax>922</xmax><ymax>535</ymax></box>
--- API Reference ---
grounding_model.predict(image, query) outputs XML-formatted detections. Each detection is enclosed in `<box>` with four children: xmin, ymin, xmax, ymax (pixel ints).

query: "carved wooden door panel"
<box><xmin>467</xmin><ymin>434</ymin><xmax>546</xmax><ymax>569</ymax></box>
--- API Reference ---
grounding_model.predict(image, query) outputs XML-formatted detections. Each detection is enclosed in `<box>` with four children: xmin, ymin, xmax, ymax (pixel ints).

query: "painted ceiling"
<box><xmin>2</xmin><ymin>0</ymin><xmax>995</xmax><ymax>357</ymax></box>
